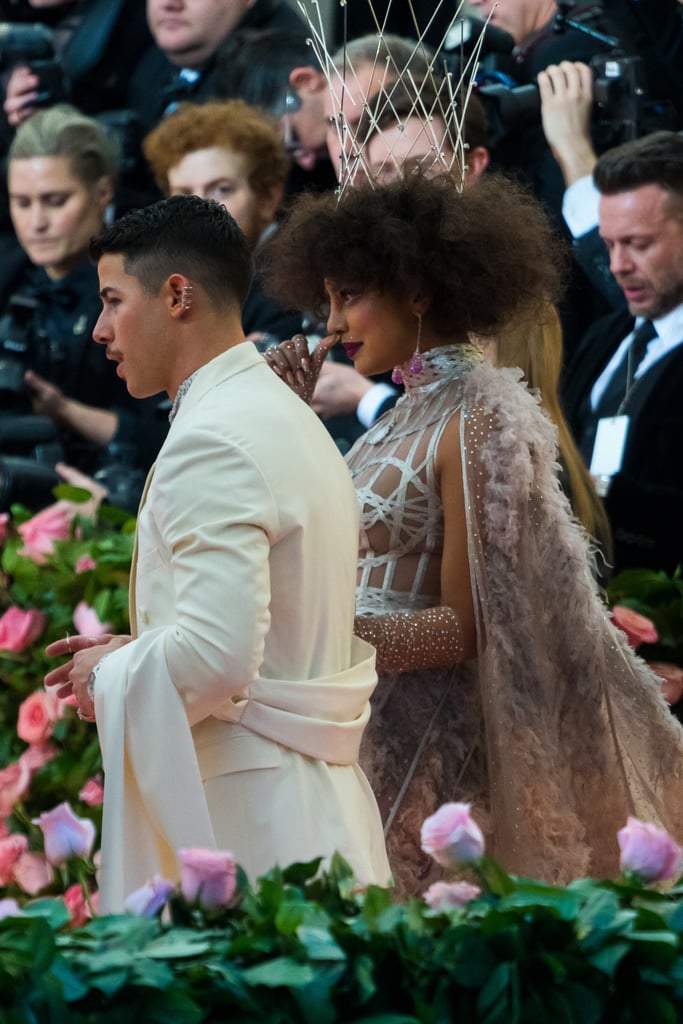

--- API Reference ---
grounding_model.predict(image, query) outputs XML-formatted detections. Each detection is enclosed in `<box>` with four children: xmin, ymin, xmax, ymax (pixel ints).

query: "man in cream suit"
<box><xmin>45</xmin><ymin>195</ymin><xmax>389</xmax><ymax>912</ymax></box>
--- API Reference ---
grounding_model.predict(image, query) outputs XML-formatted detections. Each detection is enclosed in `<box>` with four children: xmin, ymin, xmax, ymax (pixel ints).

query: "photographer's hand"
<box><xmin>538</xmin><ymin>61</ymin><xmax>597</xmax><ymax>187</ymax></box>
<box><xmin>25</xmin><ymin>370</ymin><xmax>118</xmax><ymax>445</ymax></box>
<box><xmin>3</xmin><ymin>66</ymin><xmax>41</xmax><ymax>127</ymax></box>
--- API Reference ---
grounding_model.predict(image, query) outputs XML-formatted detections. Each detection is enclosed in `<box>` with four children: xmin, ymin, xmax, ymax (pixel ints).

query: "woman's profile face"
<box><xmin>8</xmin><ymin>155</ymin><xmax>112</xmax><ymax>281</ymax></box>
<box><xmin>324</xmin><ymin>279</ymin><xmax>421</xmax><ymax>377</ymax></box>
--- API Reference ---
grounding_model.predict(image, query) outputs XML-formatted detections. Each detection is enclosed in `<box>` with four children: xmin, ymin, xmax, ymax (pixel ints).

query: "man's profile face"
<box><xmin>147</xmin><ymin>0</ymin><xmax>253</xmax><ymax>68</ymax></box>
<box><xmin>599</xmin><ymin>184</ymin><xmax>683</xmax><ymax>320</ymax></box>
<box><xmin>281</xmin><ymin>89</ymin><xmax>329</xmax><ymax>171</ymax></box>
<box><xmin>93</xmin><ymin>254</ymin><xmax>174</xmax><ymax>399</ymax></box>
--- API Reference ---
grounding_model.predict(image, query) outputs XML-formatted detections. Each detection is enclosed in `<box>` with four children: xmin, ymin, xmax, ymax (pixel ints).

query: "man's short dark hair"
<box><xmin>593</xmin><ymin>131</ymin><xmax>683</xmax><ymax>206</ymax></box>
<box><xmin>214</xmin><ymin>28</ymin><xmax>321</xmax><ymax>114</ymax></box>
<box><xmin>89</xmin><ymin>195</ymin><xmax>254</xmax><ymax>309</ymax></box>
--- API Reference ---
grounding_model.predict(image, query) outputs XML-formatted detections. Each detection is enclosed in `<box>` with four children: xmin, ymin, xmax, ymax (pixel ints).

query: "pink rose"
<box><xmin>63</xmin><ymin>883</ymin><xmax>94</xmax><ymax>928</ymax></box>
<box><xmin>178</xmin><ymin>848</ymin><xmax>237</xmax><ymax>910</ymax></box>
<box><xmin>73</xmin><ymin>601</ymin><xmax>112</xmax><ymax>637</ymax></box>
<box><xmin>125</xmin><ymin>875</ymin><xmax>175</xmax><ymax>917</ymax></box>
<box><xmin>17</xmin><ymin>503</ymin><xmax>74</xmax><ymax>564</ymax></box>
<box><xmin>75</xmin><ymin>555</ymin><xmax>97</xmax><ymax>574</ymax></box>
<box><xmin>0</xmin><ymin>834</ymin><xmax>28</xmax><ymax>885</ymax></box>
<box><xmin>17</xmin><ymin>690</ymin><xmax>53</xmax><ymax>746</ymax></box>
<box><xmin>0</xmin><ymin>606</ymin><xmax>46</xmax><ymax>653</ymax></box>
<box><xmin>0</xmin><ymin>760</ymin><xmax>31</xmax><ymax>818</ymax></box>
<box><xmin>79</xmin><ymin>777</ymin><xmax>104</xmax><ymax>807</ymax></box>
<box><xmin>649</xmin><ymin>662</ymin><xmax>683</xmax><ymax>707</ymax></box>
<box><xmin>421</xmin><ymin>802</ymin><xmax>485</xmax><ymax>868</ymax></box>
<box><xmin>611</xmin><ymin>606</ymin><xmax>659</xmax><ymax>650</ymax></box>
<box><xmin>423</xmin><ymin>880</ymin><xmax>481</xmax><ymax>911</ymax></box>
<box><xmin>0</xmin><ymin>898</ymin><xmax>21</xmax><ymax>920</ymax></box>
<box><xmin>19</xmin><ymin>743</ymin><xmax>58</xmax><ymax>776</ymax></box>
<box><xmin>13</xmin><ymin>851</ymin><xmax>52</xmax><ymax>895</ymax></box>
<box><xmin>0</xmin><ymin>512</ymin><xmax>9</xmax><ymax>545</ymax></box>
<box><xmin>43</xmin><ymin>686</ymin><xmax>68</xmax><ymax>723</ymax></box>
<box><xmin>618</xmin><ymin>816</ymin><xmax>683</xmax><ymax>882</ymax></box>
<box><xmin>33</xmin><ymin>803</ymin><xmax>96</xmax><ymax>867</ymax></box>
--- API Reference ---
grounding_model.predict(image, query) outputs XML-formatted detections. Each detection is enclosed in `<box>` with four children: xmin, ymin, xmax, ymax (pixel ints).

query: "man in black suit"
<box><xmin>562</xmin><ymin>131</ymin><xmax>683</xmax><ymax>575</ymax></box>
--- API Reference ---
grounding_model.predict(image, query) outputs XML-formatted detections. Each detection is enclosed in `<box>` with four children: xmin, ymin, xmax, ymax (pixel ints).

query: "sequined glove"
<box><xmin>264</xmin><ymin>334</ymin><xmax>336</xmax><ymax>404</ymax></box>
<box><xmin>354</xmin><ymin>605</ymin><xmax>463</xmax><ymax>673</ymax></box>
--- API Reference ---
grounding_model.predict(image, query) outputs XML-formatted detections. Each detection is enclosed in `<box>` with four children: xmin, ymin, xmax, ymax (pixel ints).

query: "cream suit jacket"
<box><xmin>94</xmin><ymin>343</ymin><xmax>390</xmax><ymax>911</ymax></box>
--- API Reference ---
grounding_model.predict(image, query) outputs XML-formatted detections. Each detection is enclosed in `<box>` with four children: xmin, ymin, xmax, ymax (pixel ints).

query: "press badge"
<box><xmin>589</xmin><ymin>415</ymin><xmax>630</xmax><ymax>477</ymax></box>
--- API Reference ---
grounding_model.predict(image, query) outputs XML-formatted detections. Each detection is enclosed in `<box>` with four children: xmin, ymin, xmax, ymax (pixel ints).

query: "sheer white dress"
<box><xmin>347</xmin><ymin>343</ymin><xmax>683</xmax><ymax>898</ymax></box>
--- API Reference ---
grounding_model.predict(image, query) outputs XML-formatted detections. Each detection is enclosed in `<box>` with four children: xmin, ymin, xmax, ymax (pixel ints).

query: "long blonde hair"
<box><xmin>492</xmin><ymin>305</ymin><xmax>613</xmax><ymax>560</ymax></box>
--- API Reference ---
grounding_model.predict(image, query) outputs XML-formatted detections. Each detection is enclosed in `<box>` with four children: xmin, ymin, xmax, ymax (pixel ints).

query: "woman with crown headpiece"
<box><xmin>263</xmin><ymin>169</ymin><xmax>683</xmax><ymax>897</ymax></box>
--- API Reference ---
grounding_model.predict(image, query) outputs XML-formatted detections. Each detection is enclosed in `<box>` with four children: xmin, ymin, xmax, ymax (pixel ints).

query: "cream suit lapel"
<box><xmin>128</xmin><ymin>463</ymin><xmax>156</xmax><ymax>639</ymax></box>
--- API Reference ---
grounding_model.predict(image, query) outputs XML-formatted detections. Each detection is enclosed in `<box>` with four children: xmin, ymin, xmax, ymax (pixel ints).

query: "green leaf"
<box><xmin>297</xmin><ymin>926</ymin><xmax>346</xmax><ymax>962</ymax></box>
<box><xmin>243</xmin><ymin>957</ymin><xmax>316</xmax><ymax>989</ymax></box>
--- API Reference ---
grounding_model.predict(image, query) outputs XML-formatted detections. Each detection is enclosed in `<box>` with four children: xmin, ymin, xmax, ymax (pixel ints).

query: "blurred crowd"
<box><xmin>0</xmin><ymin>0</ymin><xmax>682</xmax><ymax>582</ymax></box>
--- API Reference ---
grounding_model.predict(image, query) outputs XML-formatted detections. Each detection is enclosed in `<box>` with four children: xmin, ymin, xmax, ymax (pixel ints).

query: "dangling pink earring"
<box><xmin>409</xmin><ymin>313</ymin><xmax>424</xmax><ymax>374</ymax></box>
<box><xmin>391</xmin><ymin>313</ymin><xmax>423</xmax><ymax>384</ymax></box>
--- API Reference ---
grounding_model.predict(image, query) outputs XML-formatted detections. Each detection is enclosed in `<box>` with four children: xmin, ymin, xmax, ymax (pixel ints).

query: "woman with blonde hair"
<box><xmin>487</xmin><ymin>304</ymin><xmax>612</xmax><ymax>566</ymax></box>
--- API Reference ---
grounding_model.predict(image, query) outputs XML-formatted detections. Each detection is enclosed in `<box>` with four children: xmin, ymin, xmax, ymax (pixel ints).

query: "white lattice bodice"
<box><xmin>346</xmin><ymin>343</ymin><xmax>485</xmax><ymax>614</ymax></box>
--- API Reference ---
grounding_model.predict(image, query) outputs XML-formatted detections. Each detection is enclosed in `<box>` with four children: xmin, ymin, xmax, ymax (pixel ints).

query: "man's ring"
<box><xmin>66</xmin><ymin>637</ymin><xmax>72</xmax><ymax>653</ymax></box>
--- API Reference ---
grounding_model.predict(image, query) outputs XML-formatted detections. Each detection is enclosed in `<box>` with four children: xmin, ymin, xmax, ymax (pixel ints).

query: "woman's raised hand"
<box><xmin>264</xmin><ymin>334</ymin><xmax>337</xmax><ymax>405</ymax></box>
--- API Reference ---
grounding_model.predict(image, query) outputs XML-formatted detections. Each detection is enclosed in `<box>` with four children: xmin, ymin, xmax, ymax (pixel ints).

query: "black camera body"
<box><xmin>443</xmin><ymin>2</ymin><xmax>682</xmax><ymax>150</ymax></box>
<box><xmin>0</xmin><ymin>22</ymin><xmax>66</xmax><ymax>107</ymax></box>
<box><xmin>477</xmin><ymin>55</ymin><xmax>650</xmax><ymax>151</ymax></box>
<box><xmin>0</xmin><ymin>292</ymin><xmax>68</xmax><ymax>412</ymax></box>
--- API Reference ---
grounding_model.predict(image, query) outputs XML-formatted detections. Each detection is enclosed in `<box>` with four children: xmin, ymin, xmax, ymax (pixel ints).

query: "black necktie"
<box><xmin>596</xmin><ymin>319</ymin><xmax>657</xmax><ymax>418</ymax></box>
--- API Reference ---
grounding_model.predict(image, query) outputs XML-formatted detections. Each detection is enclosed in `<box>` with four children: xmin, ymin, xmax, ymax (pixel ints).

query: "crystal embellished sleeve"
<box><xmin>354</xmin><ymin>605</ymin><xmax>463</xmax><ymax>673</ymax></box>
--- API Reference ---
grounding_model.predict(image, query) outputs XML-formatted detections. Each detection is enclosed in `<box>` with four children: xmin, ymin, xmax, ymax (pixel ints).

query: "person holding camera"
<box><xmin>0</xmin><ymin>103</ymin><xmax>164</xmax><ymax>510</ymax></box>
<box><xmin>1</xmin><ymin>0</ymin><xmax>152</xmax><ymax>138</ymax></box>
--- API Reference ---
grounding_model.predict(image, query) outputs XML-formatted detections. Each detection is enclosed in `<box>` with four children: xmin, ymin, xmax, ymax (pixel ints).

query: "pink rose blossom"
<box><xmin>421</xmin><ymin>802</ymin><xmax>485</xmax><ymax>868</ymax></box>
<box><xmin>649</xmin><ymin>662</ymin><xmax>683</xmax><ymax>707</ymax></box>
<box><xmin>17</xmin><ymin>690</ymin><xmax>53</xmax><ymax>746</ymax></box>
<box><xmin>75</xmin><ymin>555</ymin><xmax>97</xmax><ymax>574</ymax></box>
<box><xmin>0</xmin><ymin>899</ymin><xmax>21</xmax><ymax>920</ymax></box>
<box><xmin>0</xmin><ymin>834</ymin><xmax>28</xmax><ymax>885</ymax></box>
<box><xmin>611</xmin><ymin>606</ymin><xmax>659</xmax><ymax>650</ymax></box>
<box><xmin>13</xmin><ymin>851</ymin><xmax>52</xmax><ymax>895</ymax></box>
<box><xmin>0</xmin><ymin>512</ymin><xmax>9</xmax><ymax>545</ymax></box>
<box><xmin>0</xmin><ymin>820</ymin><xmax>8</xmax><ymax>839</ymax></box>
<box><xmin>64</xmin><ymin>883</ymin><xmax>94</xmax><ymax>928</ymax></box>
<box><xmin>43</xmin><ymin>686</ymin><xmax>68</xmax><ymax>723</ymax></box>
<box><xmin>125</xmin><ymin>875</ymin><xmax>175</xmax><ymax>917</ymax></box>
<box><xmin>423</xmin><ymin>880</ymin><xmax>482</xmax><ymax>911</ymax></box>
<box><xmin>73</xmin><ymin>601</ymin><xmax>112</xmax><ymax>637</ymax></box>
<box><xmin>79</xmin><ymin>777</ymin><xmax>104</xmax><ymax>807</ymax></box>
<box><xmin>618</xmin><ymin>816</ymin><xmax>683</xmax><ymax>882</ymax></box>
<box><xmin>33</xmin><ymin>803</ymin><xmax>96</xmax><ymax>867</ymax></box>
<box><xmin>178</xmin><ymin>847</ymin><xmax>237</xmax><ymax>910</ymax></box>
<box><xmin>0</xmin><ymin>606</ymin><xmax>46</xmax><ymax>653</ymax></box>
<box><xmin>0</xmin><ymin>760</ymin><xmax>31</xmax><ymax>818</ymax></box>
<box><xmin>17</xmin><ymin>503</ymin><xmax>73</xmax><ymax>563</ymax></box>
<box><xmin>19</xmin><ymin>743</ymin><xmax>58</xmax><ymax>777</ymax></box>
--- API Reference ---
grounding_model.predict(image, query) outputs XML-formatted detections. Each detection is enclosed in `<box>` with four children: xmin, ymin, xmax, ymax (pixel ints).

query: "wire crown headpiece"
<box><xmin>298</xmin><ymin>0</ymin><xmax>490</xmax><ymax>195</ymax></box>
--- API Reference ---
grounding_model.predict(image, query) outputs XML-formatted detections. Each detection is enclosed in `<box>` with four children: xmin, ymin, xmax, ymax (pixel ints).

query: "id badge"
<box><xmin>589</xmin><ymin>415</ymin><xmax>630</xmax><ymax>477</ymax></box>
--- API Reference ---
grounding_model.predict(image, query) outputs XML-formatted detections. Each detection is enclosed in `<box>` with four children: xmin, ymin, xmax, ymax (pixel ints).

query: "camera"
<box><xmin>441</xmin><ymin>1</ymin><xmax>682</xmax><ymax>150</ymax></box>
<box><xmin>477</xmin><ymin>55</ymin><xmax>649</xmax><ymax>151</ymax></box>
<box><xmin>0</xmin><ymin>22</ymin><xmax>65</xmax><ymax>107</ymax></box>
<box><xmin>0</xmin><ymin>294</ymin><xmax>46</xmax><ymax>409</ymax></box>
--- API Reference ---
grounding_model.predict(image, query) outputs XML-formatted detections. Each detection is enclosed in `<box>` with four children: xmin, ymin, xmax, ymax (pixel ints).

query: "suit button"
<box><xmin>140</xmin><ymin>610</ymin><xmax>150</xmax><ymax>625</ymax></box>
